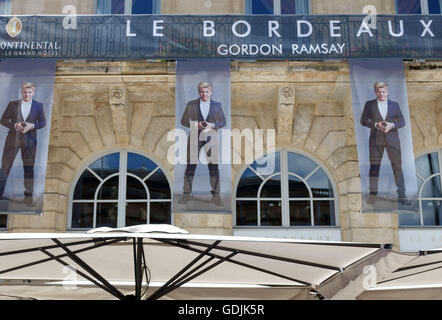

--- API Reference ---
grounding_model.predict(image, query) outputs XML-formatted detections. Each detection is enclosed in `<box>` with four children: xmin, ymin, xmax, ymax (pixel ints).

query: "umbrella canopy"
<box><xmin>357</xmin><ymin>249</ymin><xmax>442</xmax><ymax>300</ymax></box>
<box><xmin>0</xmin><ymin>224</ymin><xmax>392</xmax><ymax>300</ymax></box>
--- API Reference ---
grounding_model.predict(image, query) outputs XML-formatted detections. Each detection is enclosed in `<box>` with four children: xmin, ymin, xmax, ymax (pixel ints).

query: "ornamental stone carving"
<box><xmin>277</xmin><ymin>85</ymin><xmax>295</xmax><ymax>145</ymax></box>
<box><xmin>109</xmin><ymin>86</ymin><xmax>131</xmax><ymax>145</ymax></box>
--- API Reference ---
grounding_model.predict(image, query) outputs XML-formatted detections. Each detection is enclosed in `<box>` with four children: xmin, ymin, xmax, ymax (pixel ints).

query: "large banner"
<box><xmin>0</xmin><ymin>15</ymin><xmax>441</xmax><ymax>59</ymax></box>
<box><xmin>0</xmin><ymin>60</ymin><xmax>55</xmax><ymax>214</ymax></box>
<box><xmin>172</xmin><ymin>60</ymin><xmax>231</xmax><ymax>212</ymax></box>
<box><xmin>350</xmin><ymin>60</ymin><xmax>418</xmax><ymax>213</ymax></box>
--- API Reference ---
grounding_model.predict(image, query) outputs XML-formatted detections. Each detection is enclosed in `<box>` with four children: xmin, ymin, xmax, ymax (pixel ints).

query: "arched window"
<box><xmin>235</xmin><ymin>150</ymin><xmax>337</xmax><ymax>227</ymax></box>
<box><xmin>400</xmin><ymin>151</ymin><xmax>442</xmax><ymax>226</ymax></box>
<box><xmin>69</xmin><ymin>151</ymin><xmax>171</xmax><ymax>229</ymax></box>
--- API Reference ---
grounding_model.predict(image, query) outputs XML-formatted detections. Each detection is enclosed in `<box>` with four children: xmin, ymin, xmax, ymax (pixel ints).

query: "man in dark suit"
<box><xmin>0</xmin><ymin>82</ymin><xmax>46</xmax><ymax>205</ymax></box>
<box><xmin>360</xmin><ymin>81</ymin><xmax>410</xmax><ymax>206</ymax></box>
<box><xmin>178</xmin><ymin>81</ymin><xmax>226</xmax><ymax>206</ymax></box>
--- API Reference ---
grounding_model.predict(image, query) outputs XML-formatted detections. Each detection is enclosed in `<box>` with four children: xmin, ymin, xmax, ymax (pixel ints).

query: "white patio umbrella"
<box><xmin>356</xmin><ymin>248</ymin><xmax>442</xmax><ymax>300</ymax></box>
<box><xmin>0</xmin><ymin>224</ymin><xmax>392</xmax><ymax>300</ymax></box>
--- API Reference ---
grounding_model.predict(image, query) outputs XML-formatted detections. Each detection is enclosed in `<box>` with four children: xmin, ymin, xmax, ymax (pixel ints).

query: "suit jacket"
<box><xmin>181</xmin><ymin>99</ymin><xmax>226</xmax><ymax>131</ymax></box>
<box><xmin>360</xmin><ymin>99</ymin><xmax>405</xmax><ymax>147</ymax></box>
<box><xmin>0</xmin><ymin>99</ymin><xmax>46</xmax><ymax>149</ymax></box>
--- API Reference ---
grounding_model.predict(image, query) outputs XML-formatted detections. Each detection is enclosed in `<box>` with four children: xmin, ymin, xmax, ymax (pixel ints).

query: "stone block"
<box><xmin>316</xmin><ymin>131</ymin><xmax>346</xmax><ymax>160</ymax></box>
<box><xmin>61</xmin><ymin>132</ymin><xmax>91</xmax><ymax>160</ymax></box>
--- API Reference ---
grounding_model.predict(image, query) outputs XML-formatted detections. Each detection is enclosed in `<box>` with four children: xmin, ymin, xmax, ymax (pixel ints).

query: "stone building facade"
<box><xmin>1</xmin><ymin>0</ymin><xmax>441</xmax><ymax>253</ymax></box>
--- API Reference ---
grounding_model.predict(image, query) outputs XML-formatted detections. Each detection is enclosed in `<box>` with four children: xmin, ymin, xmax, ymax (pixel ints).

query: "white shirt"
<box><xmin>199</xmin><ymin>99</ymin><xmax>210</xmax><ymax>120</ymax></box>
<box><xmin>21</xmin><ymin>99</ymin><xmax>32</xmax><ymax>121</ymax></box>
<box><xmin>377</xmin><ymin>99</ymin><xmax>388</xmax><ymax>120</ymax></box>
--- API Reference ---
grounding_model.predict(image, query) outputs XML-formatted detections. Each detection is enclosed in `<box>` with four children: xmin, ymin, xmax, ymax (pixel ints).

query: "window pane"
<box><xmin>399</xmin><ymin>212</ymin><xmax>421</xmax><ymax>226</ymax></box>
<box><xmin>126</xmin><ymin>176</ymin><xmax>147</xmax><ymax>200</ymax></box>
<box><xmin>127</xmin><ymin>152</ymin><xmax>158</xmax><ymax>179</ymax></box>
<box><xmin>288</xmin><ymin>175</ymin><xmax>309</xmax><ymax>198</ymax></box>
<box><xmin>236</xmin><ymin>201</ymin><xmax>258</xmax><ymax>226</ymax></box>
<box><xmin>260</xmin><ymin>175</ymin><xmax>281</xmax><ymax>198</ymax></box>
<box><xmin>111</xmin><ymin>0</ymin><xmax>125</xmax><ymax>13</ymax></box>
<box><xmin>126</xmin><ymin>202</ymin><xmax>147</xmax><ymax>226</ymax></box>
<box><xmin>287</xmin><ymin>152</ymin><xmax>318</xmax><ymax>179</ymax></box>
<box><xmin>252</xmin><ymin>0</ymin><xmax>274</xmax><ymax>14</ymax></box>
<box><xmin>71</xmin><ymin>203</ymin><xmax>94</xmax><ymax>228</ymax></box>
<box><xmin>421</xmin><ymin>176</ymin><xmax>442</xmax><ymax>198</ymax></box>
<box><xmin>428</xmin><ymin>0</ymin><xmax>441</xmax><ymax>13</ymax></box>
<box><xmin>132</xmin><ymin>0</ymin><xmax>153</xmax><ymax>14</ymax></box>
<box><xmin>422</xmin><ymin>200</ymin><xmax>442</xmax><ymax>226</ymax></box>
<box><xmin>281</xmin><ymin>0</ymin><xmax>296</xmax><ymax>14</ymax></box>
<box><xmin>251</xmin><ymin>152</ymin><xmax>280</xmax><ymax>177</ymax></box>
<box><xmin>90</xmin><ymin>153</ymin><xmax>119</xmax><ymax>179</ymax></box>
<box><xmin>290</xmin><ymin>201</ymin><xmax>311</xmax><ymax>226</ymax></box>
<box><xmin>306</xmin><ymin>168</ymin><xmax>334</xmax><ymax>198</ymax></box>
<box><xmin>314</xmin><ymin>200</ymin><xmax>335</xmax><ymax>226</ymax></box>
<box><xmin>73</xmin><ymin>170</ymin><xmax>101</xmax><ymax>200</ymax></box>
<box><xmin>0</xmin><ymin>214</ymin><xmax>7</xmax><ymax>228</ymax></box>
<box><xmin>145</xmin><ymin>169</ymin><xmax>171</xmax><ymax>199</ymax></box>
<box><xmin>97</xmin><ymin>176</ymin><xmax>119</xmax><ymax>200</ymax></box>
<box><xmin>236</xmin><ymin>168</ymin><xmax>262</xmax><ymax>198</ymax></box>
<box><xmin>397</xmin><ymin>0</ymin><xmax>421</xmax><ymax>13</ymax></box>
<box><xmin>150</xmin><ymin>202</ymin><xmax>171</xmax><ymax>224</ymax></box>
<box><xmin>260</xmin><ymin>200</ymin><xmax>282</xmax><ymax>226</ymax></box>
<box><xmin>415</xmin><ymin>152</ymin><xmax>439</xmax><ymax>180</ymax></box>
<box><xmin>96</xmin><ymin>202</ymin><xmax>118</xmax><ymax>227</ymax></box>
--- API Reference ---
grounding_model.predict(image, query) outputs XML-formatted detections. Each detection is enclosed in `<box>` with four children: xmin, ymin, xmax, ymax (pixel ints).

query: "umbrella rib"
<box><xmin>154</xmin><ymin>252</ymin><xmax>238</xmax><ymax>300</ymax></box>
<box><xmin>52</xmin><ymin>238</ymin><xmax>127</xmax><ymax>300</ymax></box>
<box><xmin>157</xmin><ymin>239</ymin><xmax>312</xmax><ymax>287</ymax></box>
<box><xmin>39</xmin><ymin>248</ymin><xmax>123</xmax><ymax>300</ymax></box>
<box><xmin>0</xmin><ymin>238</ymin><xmax>124</xmax><ymax>276</ymax></box>
<box><xmin>0</xmin><ymin>238</ymin><xmax>107</xmax><ymax>257</ymax></box>
<box><xmin>147</xmin><ymin>240</ymin><xmax>222</xmax><ymax>300</ymax></box>
<box><xmin>393</xmin><ymin>260</ymin><xmax>442</xmax><ymax>273</ymax></box>
<box><xmin>377</xmin><ymin>265</ymin><xmax>442</xmax><ymax>285</ymax></box>
<box><xmin>169</xmin><ymin>238</ymin><xmax>341</xmax><ymax>271</ymax></box>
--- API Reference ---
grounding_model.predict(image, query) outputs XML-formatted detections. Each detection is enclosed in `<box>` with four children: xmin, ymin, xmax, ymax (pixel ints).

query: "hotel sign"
<box><xmin>0</xmin><ymin>15</ymin><xmax>441</xmax><ymax>59</ymax></box>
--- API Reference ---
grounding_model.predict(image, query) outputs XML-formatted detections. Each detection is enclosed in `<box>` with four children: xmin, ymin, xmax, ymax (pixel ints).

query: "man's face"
<box><xmin>375</xmin><ymin>87</ymin><xmax>388</xmax><ymax>102</ymax></box>
<box><xmin>199</xmin><ymin>87</ymin><xmax>212</xmax><ymax>102</ymax></box>
<box><xmin>21</xmin><ymin>87</ymin><xmax>35</xmax><ymax>102</ymax></box>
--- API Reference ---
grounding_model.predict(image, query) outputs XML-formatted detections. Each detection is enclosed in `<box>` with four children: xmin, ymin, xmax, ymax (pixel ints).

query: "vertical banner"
<box><xmin>0</xmin><ymin>60</ymin><xmax>55</xmax><ymax>214</ymax></box>
<box><xmin>173</xmin><ymin>60</ymin><xmax>231</xmax><ymax>212</ymax></box>
<box><xmin>350</xmin><ymin>60</ymin><xmax>418</xmax><ymax>213</ymax></box>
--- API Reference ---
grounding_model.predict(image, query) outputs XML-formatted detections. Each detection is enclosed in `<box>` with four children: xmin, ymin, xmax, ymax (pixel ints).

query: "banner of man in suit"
<box><xmin>173</xmin><ymin>60</ymin><xmax>231</xmax><ymax>212</ymax></box>
<box><xmin>0</xmin><ymin>60</ymin><xmax>55</xmax><ymax>214</ymax></box>
<box><xmin>350</xmin><ymin>60</ymin><xmax>418</xmax><ymax>213</ymax></box>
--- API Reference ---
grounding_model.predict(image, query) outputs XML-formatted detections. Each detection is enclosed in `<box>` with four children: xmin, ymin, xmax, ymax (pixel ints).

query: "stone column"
<box><xmin>109</xmin><ymin>86</ymin><xmax>131</xmax><ymax>146</ymax></box>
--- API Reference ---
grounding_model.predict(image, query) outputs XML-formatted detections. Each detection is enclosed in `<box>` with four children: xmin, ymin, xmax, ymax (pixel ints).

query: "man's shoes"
<box><xmin>211</xmin><ymin>194</ymin><xmax>223</xmax><ymax>206</ymax></box>
<box><xmin>23</xmin><ymin>195</ymin><xmax>34</xmax><ymax>206</ymax></box>
<box><xmin>366</xmin><ymin>194</ymin><xmax>377</xmax><ymax>204</ymax></box>
<box><xmin>178</xmin><ymin>194</ymin><xmax>191</xmax><ymax>204</ymax></box>
<box><xmin>398</xmin><ymin>195</ymin><xmax>411</xmax><ymax>206</ymax></box>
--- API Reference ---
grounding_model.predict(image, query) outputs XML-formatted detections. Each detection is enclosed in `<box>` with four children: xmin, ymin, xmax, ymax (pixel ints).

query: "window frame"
<box><xmin>245</xmin><ymin>0</ymin><xmax>310</xmax><ymax>15</ymax></box>
<box><xmin>395</xmin><ymin>0</ymin><xmax>442</xmax><ymax>14</ymax></box>
<box><xmin>233</xmin><ymin>149</ymin><xmax>339</xmax><ymax>228</ymax></box>
<box><xmin>68</xmin><ymin>148</ymin><xmax>173</xmax><ymax>230</ymax></box>
<box><xmin>97</xmin><ymin>0</ymin><xmax>161</xmax><ymax>14</ymax></box>
<box><xmin>400</xmin><ymin>149</ymin><xmax>442</xmax><ymax>227</ymax></box>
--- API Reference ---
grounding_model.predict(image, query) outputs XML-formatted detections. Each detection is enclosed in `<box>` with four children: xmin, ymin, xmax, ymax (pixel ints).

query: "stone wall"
<box><xmin>12</xmin><ymin>0</ymin><xmax>95</xmax><ymax>14</ymax></box>
<box><xmin>311</xmin><ymin>0</ymin><xmax>396</xmax><ymax>14</ymax></box>
<box><xmin>6</xmin><ymin>60</ymin><xmax>442</xmax><ymax>250</ymax></box>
